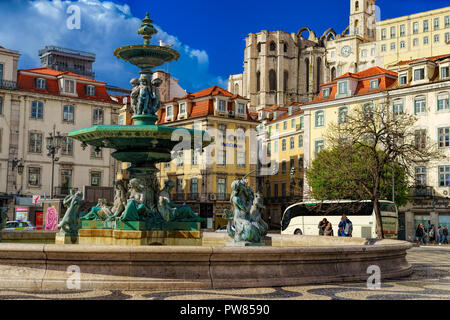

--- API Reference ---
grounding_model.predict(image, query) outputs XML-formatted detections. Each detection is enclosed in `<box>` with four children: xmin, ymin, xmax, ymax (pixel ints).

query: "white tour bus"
<box><xmin>281</xmin><ymin>200</ymin><xmax>398</xmax><ymax>239</ymax></box>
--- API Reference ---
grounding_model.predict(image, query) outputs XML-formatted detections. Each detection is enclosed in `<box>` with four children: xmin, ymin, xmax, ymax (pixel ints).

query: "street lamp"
<box><xmin>46</xmin><ymin>126</ymin><xmax>63</xmax><ymax>199</ymax></box>
<box><xmin>11</xmin><ymin>158</ymin><xmax>24</xmax><ymax>175</ymax></box>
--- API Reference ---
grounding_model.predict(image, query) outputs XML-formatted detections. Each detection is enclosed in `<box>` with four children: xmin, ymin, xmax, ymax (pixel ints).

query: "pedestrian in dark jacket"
<box><xmin>443</xmin><ymin>226</ymin><xmax>449</xmax><ymax>244</ymax></box>
<box><xmin>318</xmin><ymin>218</ymin><xmax>328</xmax><ymax>236</ymax></box>
<box><xmin>416</xmin><ymin>224</ymin><xmax>424</xmax><ymax>245</ymax></box>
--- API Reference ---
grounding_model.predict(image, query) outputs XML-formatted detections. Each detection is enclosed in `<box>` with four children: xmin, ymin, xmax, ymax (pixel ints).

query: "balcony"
<box><xmin>412</xmin><ymin>186</ymin><xmax>434</xmax><ymax>198</ymax></box>
<box><xmin>215</xmin><ymin>193</ymin><xmax>230</xmax><ymax>201</ymax></box>
<box><xmin>186</xmin><ymin>193</ymin><xmax>200</xmax><ymax>201</ymax></box>
<box><xmin>174</xmin><ymin>193</ymin><xmax>185</xmax><ymax>202</ymax></box>
<box><xmin>0</xmin><ymin>80</ymin><xmax>17</xmax><ymax>90</ymax></box>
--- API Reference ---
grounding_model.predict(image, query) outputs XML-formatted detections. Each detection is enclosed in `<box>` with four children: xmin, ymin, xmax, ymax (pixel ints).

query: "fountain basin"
<box><xmin>0</xmin><ymin>234</ymin><xmax>413</xmax><ymax>291</ymax></box>
<box><xmin>113</xmin><ymin>45</ymin><xmax>180</xmax><ymax>71</ymax></box>
<box><xmin>69</xmin><ymin>124</ymin><xmax>211</xmax><ymax>164</ymax></box>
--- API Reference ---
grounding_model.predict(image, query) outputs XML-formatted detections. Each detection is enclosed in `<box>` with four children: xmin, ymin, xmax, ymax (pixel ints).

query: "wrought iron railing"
<box><xmin>186</xmin><ymin>193</ymin><xmax>200</xmax><ymax>201</ymax></box>
<box><xmin>411</xmin><ymin>186</ymin><xmax>434</xmax><ymax>198</ymax></box>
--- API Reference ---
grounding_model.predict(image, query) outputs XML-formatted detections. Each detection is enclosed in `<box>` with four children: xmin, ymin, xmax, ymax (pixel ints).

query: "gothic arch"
<box><xmin>269</xmin><ymin>69</ymin><xmax>277</xmax><ymax>91</ymax></box>
<box><xmin>320</xmin><ymin>28</ymin><xmax>337</xmax><ymax>41</ymax></box>
<box><xmin>305</xmin><ymin>58</ymin><xmax>310</xmax><ymax>93</ymax></box>
<box><xmin>235</xmin><ymin>83</ymin><xmax>240</xmax><ymax>95</ymax></box>
<box><xmin>256</xmin><ymin>71</ymin><xmax>261</xmax><ymax>92</ymax></box>
<box><xmin>316</xmin><ymin>57</ymin><xmax>322</xmax><ymax>91</ymax></box>
<box><xmin>297</xmin><ymin>27</ymin><xmax>318</xmax><ymax>41</ymax></box>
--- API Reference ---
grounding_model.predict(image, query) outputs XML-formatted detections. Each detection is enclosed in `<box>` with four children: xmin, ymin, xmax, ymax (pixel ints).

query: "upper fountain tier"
<box><xmin>113</xmin><ymin>13</ymin><xmax>180</xmax><ymax>73</ymax></box>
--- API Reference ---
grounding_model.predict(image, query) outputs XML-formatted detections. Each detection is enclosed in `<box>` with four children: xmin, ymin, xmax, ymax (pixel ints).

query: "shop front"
<box><xmin>403</xmin><ymin>197</ymin><xmax>450</xmax><ymax>242</ymax></box>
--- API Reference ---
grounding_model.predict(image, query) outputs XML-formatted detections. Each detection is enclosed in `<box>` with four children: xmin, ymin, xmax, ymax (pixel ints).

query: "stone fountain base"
<box><xmin>0</xmin><ymin>234</ymin><xmax>413</xmax><ymax>291</ymax></box>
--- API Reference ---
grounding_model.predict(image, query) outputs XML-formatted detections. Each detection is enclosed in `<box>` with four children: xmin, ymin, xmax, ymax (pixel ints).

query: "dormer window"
<box><xmin>441</xmin><ymin>66</ymin><xmax>449</xmax><ymax>79</ymax></box>
<box><xmin>179</xmin><ymin>103</ymin><xmax>186</xmax><ymax>115</ymax></box>
<box><xmin>414</xmin><ymin>68</ymin><xmax>425</xmax><ymax>81</ymax></box>
<box><xmin>36</xmin><ymin>78</ymin><xmax>47</xmax><ymax>89</ymax></box>
<box><xmin>166</xmin><ymin>105</ymin><xmax>173</xmax><ymax>117</ymax></box>
<box><xmin>399</xmin><ymin>73</ymin><xmax>408</xmax><ymax>85</ymax></box>
<box><xmin>338</xmin><ymin>81</ymin><xmax>348</xmax><ymax>95</ymax></box>
<box><xmin>370</xmin><ymin>79</ymin><xmax>379</xmax><ymax>90</ymax></box>
<box><xmin>86</xmin><ymin>85</ymin><xmax>96</xmax><ymax>96</ymax></box>
<box><xmin>218</xmin><ymin>100</ymin><xmax>226</xmax><ymax>112</ymax></box>
<box><xmin>64</xmin><ymin>79</ymin><xmax>75</xmax><ymax>94</ymax></box>
<box><xmin>237</xmin><ymin>103</ymin><xmax>245</xmax><ymax>114</ymax></box>
<box><xmin>323</xmin><ymin>88</ymin><xmax>330</xmax><ymax>98</ymax></box>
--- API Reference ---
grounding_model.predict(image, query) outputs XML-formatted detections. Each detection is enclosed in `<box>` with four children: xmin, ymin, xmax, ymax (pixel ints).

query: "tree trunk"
<box><xmin>373</xmin><ymin>199</ymin><xmax>384</xmax><ymax>239</ymax></box>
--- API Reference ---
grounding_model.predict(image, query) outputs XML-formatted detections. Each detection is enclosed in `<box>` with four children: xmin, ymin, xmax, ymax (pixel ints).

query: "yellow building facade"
<box><xmin>378</xmin><ymin>7</ymin><xmax>450</xmax><ymax>68</ymax></box>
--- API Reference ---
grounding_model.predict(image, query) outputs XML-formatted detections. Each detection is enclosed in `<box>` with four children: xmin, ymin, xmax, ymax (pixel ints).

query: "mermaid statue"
<box><xmin>225</xmin><ymin>177</ymin><xmax>268</xmax><ymax>245</ymax></box>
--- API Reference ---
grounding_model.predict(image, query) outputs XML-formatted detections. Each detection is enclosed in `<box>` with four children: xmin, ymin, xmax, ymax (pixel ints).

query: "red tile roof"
<box><xmin>396</xmin><ymin>53</ymin><xmax>450</xmax><ymax>66</ymax></box>
<box><xmin>158</xmin><ymin>86</ymin><xmax>255</xmax><ymax>124</ymax></box>
<box><xmin>18</xmin><ymin>68</ymin><xmax>117</xmax><ymax>104</ymax></box>
<box><xmin>335</xmin><ymin>66</ymin><xmax>397</xmax><ymax>81</ymax></box>
<box><xmin>301</xmin><ymin>66</ymin><xmax>398</xmax><ymax>106</ymax></box>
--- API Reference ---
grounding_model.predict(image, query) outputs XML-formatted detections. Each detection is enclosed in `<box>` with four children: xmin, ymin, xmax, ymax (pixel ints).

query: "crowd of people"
<box><xmin>415</xmin><ymin>224</ymin><xmax>448</xmax><ymax>245</ymax></box>
<box><xmin>318</xmin><ymin>215</ymin><xmax>353</xmax><ymax>237</ymax></box>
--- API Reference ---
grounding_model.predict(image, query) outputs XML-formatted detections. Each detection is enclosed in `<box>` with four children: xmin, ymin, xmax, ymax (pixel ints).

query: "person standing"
<box><xmin>429</xmin><ymin>225</ymin><xmax>436</xmax><ymax>245</ymax></box>
<box><xmin>324</xmin><ymin>222</ymin><xmax>334</xmax><ymax>236</ymax></box>
<box><xmin>438</xmin><ymin>226</ymin><xmax>443</xmax><ymax>245</ymax></box>
<box><xmin>318</xmin><ymin>218</ymin><xmax>328</xmax><ymax>236</ymax></box>
<box><xmin>443</xmin><ymin>226</ymin><xmax>449</xmax><ymax>244</ymax></box>
<box><xmin>416</xmin><ymin>224</ymin><xmax>424</xmax><ymax>245</ymax></box>
<box><xmin>338</xmin><ymin>215</ymin><xmax>352</xmax><ymax>237</ymax></box>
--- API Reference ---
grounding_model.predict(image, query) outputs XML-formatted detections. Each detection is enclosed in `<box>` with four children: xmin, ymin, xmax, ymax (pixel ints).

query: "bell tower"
<box><xmin>349</xmin><ymin>0</ymin><xmax>377</xmax><ymax>42</ymax></box>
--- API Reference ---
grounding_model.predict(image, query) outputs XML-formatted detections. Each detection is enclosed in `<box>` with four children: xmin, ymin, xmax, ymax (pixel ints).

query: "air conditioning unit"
<box><xmin>209</xmin><ymin>194</ymin><xmax>217</xmax><ymax>201</ymax></box>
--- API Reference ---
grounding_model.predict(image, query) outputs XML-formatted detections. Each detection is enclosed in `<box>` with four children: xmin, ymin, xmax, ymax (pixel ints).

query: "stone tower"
<box><xmin>349</xmin><ymin>0</ymin><xmax>377</xmax><ymax>42</ymax></box>
<box><xmin>229</xmin><ymin>30</ymin><xmax>330</xmax><ymax>111</ymax></box>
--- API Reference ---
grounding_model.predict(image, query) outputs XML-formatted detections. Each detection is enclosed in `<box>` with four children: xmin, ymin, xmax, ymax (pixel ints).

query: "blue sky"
<box><xmin>0</xmin><ymin>0</ymin><xmax>448</xmax><ymax>92</ymax></box>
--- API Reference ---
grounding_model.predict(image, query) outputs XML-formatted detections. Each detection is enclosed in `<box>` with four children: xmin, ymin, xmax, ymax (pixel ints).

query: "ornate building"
<box><xmin>229</xmin><ymin>0</ymin><xmax>450</xmax><ymax>111</ymax></box>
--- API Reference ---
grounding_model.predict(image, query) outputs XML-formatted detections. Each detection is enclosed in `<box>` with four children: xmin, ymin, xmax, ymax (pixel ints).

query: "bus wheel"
<box><xmin>294</xmin><ymin>229</ymin><xmax>302</xmax><ymax>235</ymax></box>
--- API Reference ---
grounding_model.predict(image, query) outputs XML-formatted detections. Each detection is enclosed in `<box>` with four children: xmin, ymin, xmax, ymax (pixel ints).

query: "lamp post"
<box><xmin>10</xmin><ymin>158</ymin><xmax>24</xmax><ymax>195</ymax></box>
<box><xmin>46</xmin><ymin>126</ymin><xmax>63</xmax><ymax>199</ymax></box>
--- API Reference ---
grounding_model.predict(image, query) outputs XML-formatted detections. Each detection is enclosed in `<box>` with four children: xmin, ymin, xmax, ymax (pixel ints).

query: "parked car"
<box><xmin>3</xmin><ymin>221</ymin><xmax>36</xmax><ymax>231</ymax></box>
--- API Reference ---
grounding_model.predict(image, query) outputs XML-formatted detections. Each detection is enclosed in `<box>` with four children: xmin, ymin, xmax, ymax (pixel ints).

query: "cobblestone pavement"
<box><xmin>0</xmin><ymin>246</ymin><xmax>448</xmax><ymax>300</ymax></box>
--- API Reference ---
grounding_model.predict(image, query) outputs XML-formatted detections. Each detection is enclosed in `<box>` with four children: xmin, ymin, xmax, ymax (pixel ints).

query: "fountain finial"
<box><xmin>138</xmin><ymin>12</ymin><xmax>157</xmax><ymax>45</ymax></box>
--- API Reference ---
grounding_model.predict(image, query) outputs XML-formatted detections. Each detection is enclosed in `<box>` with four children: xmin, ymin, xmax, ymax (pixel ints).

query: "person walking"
<box><xmin>443</xmin><ymin>226</ymin><xmax>449</xmax><ymax>244</ymax></box>
<box><xmin>429</xmin><ymin>225</ymin><xmax>436</xmax><ymax>245</ymax></box>
<box><xmin>324</xmin><ymin>222</ymin><xmax>334</xmax><ymax>236</ymax></box>
<box><xmin>415</xmin><ymin>224</ymin><xmax>424</xmax><ymax>245</ymax></box>
<box><xmin>318</xmin><ymin>218</ymin><xmax>328</xmax><ymax>236</ymax></box>
<box><xmin>438</xmin><ymin>226</ymin><xmax>443</xmax><ymax>245</ymax></box>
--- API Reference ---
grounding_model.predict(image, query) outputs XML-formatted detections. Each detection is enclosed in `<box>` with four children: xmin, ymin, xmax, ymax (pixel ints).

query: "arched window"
<box><xmin>355</xmin><ymin>1</ymin><xmax>359</xmax><ymax>11</ymax></box>
<box><xmin>354</xmin><ymin>19</ymin><xmax>359</xmax><ymax>35</ymax></box>
<box><xmin>257</xmin><ymin>43</ymin><xmax>261</xmax><ymax>53</ymax></box>
<box><xmin>256</xmin><ymin>71</ymin><xmax>261</xmax><ymax>92</ymax></box>
<box><xmin>305</xmin><ymin>58</ymin><xmax>310</xmax><ymax>93</ymax></box>
<box><xmin>331</xmin><ymin>67</ymin><xmax>336</xmax><ymax>81</ymax></box>
<box><xmin>234</xmin><ymin>83</ymin><xmax>239</xmax><ymax>95</ymax></box>
<box><xmin>269</xmin><ymin>69</ymin><xmax>277</xmax><ymax>91</ymax></box>
<box><xmin>316</xmin><ymin>57</ymin><xmax>322</xmax><ymax>91</ymax></box>
<box><xmin>284</xmin><ymin>43</ymin><xmax>288</xmax><ymax>53</ymax></box>
<box><xmin>283</xmin><ymin>70</ymin><xmax>289</xmax><ymax>91</ymax></box>
<box><xmin>270</xmin><ymin>41</ymin><xmax>276</xmax><ymax>51</ymax></box>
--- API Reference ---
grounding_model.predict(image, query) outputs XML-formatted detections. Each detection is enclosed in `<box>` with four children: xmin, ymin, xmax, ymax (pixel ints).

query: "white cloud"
<box><xmin>0</xmin><ymin>0</ymin><xmax>226</xmax><ymax>92</ymax></box>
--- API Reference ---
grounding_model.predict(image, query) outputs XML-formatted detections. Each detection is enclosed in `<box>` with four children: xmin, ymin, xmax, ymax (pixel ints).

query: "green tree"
<box><xmin>309</xmin><ymin>96</ymin><xmax>442</xmax><ymax>238</ymax></box>
<box><xmin>306</xmin><ymin>146</ymin><xmax>409</xmax><ymax>207</ymax></box>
